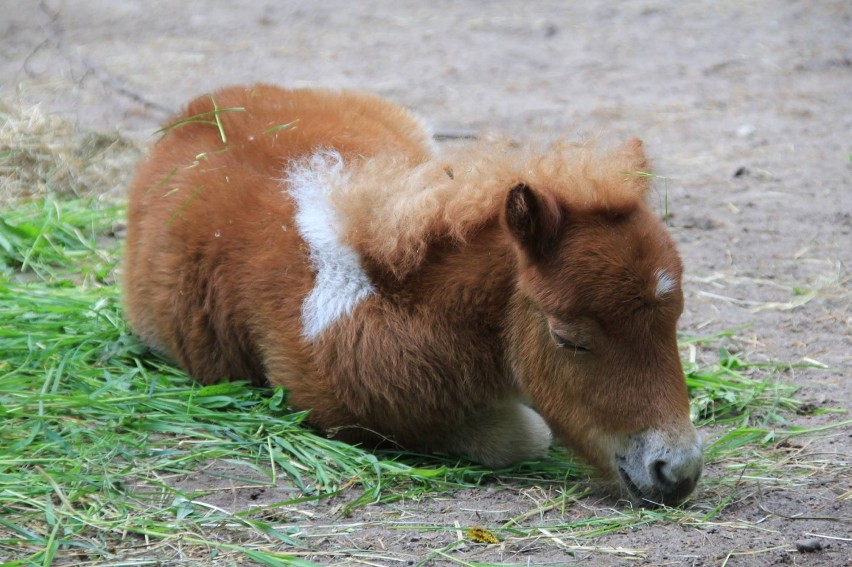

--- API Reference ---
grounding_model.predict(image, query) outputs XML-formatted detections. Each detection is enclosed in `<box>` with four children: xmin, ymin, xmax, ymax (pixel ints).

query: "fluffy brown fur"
<box><xmin>124</xmin><ymin>84</ymin><xmax>702</xmax><ymax>506</ymax></box>
<box><xmin>332</xmin><ymin>139</ymin><xmax>650</xmax><ymax>278</ymax></box>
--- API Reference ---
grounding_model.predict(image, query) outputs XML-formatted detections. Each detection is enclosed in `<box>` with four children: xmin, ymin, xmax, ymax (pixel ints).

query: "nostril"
<box><xmin>650</xmin><ymin>459</ymin><xmax>699</xmax><ymax>505</ymax></box>
<box><xmin>651</xmin><ymin>460</ymin><xmax>675</xmax><ymax>491</ymax></box>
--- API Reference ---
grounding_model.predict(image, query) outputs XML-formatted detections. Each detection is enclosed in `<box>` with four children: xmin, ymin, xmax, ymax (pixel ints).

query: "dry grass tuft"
<box><xmin>0</xmin><ymin>100</ymin><xmax>139</xmax><ymax>205</ymax></box>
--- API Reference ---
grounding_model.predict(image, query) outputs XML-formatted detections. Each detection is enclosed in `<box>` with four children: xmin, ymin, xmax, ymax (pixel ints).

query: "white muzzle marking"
<box><xmin>614</xmin><ymin>427</ymin><xmax>704</xmax><ymax>506</ymax></box>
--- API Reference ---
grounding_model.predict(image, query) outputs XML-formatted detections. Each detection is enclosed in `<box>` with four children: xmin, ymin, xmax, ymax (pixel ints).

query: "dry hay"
<box><xmin>0</xmin><ymin>99</ymin><xmax>139</xmax><ymax>205</ymax></box>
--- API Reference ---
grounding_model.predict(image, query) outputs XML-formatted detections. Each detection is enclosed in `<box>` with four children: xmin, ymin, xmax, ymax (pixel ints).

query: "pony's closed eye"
<box><xmin>550</xmin><ymin>329</ymin><xmax>591</xmax><ymax>353</ymax></box>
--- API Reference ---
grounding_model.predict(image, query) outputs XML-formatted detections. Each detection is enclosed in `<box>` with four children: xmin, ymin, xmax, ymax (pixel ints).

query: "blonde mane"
<box><xmin>328</xmin><ymin>139</ymin><xmax>651</xmax><ymax>278</ymax></box>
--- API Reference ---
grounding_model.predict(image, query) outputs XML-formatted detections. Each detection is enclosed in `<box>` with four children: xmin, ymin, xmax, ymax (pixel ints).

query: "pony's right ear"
<box><xmin>504</xmin><ymin>183</ymin><xmax>562</xmax><ymax>262</ymax></box>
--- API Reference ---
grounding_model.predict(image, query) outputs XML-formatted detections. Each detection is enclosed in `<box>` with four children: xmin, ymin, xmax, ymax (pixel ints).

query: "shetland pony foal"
<box><xmin>124</xmin><ymin>84</ymin><xmax>703</xmax><ymax>506</ymax></box>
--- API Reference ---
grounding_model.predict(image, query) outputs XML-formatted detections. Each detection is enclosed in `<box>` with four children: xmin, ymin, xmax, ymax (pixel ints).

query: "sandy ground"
<box><xmin>2</xmin><ymin>1</ymin><xmax>850</xmax><ymax>565</ymax></box>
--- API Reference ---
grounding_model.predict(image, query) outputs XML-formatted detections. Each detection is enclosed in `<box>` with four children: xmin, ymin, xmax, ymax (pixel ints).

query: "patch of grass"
<box><xmin>0</xmin><ymin>197</ymin><xmax>122</xmax><ymax>283</ymax></box>
<box><xmin>0</xmin><ymin>197</ymin><xmax>847</xmax><ymax>565</ymax></box>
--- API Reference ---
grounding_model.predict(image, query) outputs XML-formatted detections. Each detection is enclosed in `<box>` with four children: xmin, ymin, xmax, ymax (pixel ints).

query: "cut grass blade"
<box><xmin>154</xmin><ymin>96</ymin><xmax>245</xmax><ymax>143</ymax></box>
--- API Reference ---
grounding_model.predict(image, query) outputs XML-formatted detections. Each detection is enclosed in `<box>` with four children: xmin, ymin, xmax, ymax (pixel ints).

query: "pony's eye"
<box><xmin>550</xmin><ymin>330</ymin><xmax>590</xmax><ymax>353</ymax></box>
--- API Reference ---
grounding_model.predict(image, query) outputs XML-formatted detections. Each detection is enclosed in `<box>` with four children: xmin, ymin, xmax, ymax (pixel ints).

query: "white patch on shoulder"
<box><xmin>286</xmin><ymin>150</ymin><xmax>375</xmax><ymax>340</ymax></box>
<box><xmin>654</xmin><ymin>268</ymin><xmax>677</xmax><ymax>299</ymax></box>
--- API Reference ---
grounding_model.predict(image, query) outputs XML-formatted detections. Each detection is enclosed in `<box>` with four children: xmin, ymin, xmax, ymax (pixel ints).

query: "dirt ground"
<box><xmin>2</xmin><ymin>1</ymin><xmax>850</xmax><ymax>565</ymax></box>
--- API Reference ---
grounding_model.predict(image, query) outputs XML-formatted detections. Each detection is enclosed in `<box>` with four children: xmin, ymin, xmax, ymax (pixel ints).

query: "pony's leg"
<box><xmin>441</xmin><ymin>401</ymin><xmax>552</xmax><ymax>468</ymax></box>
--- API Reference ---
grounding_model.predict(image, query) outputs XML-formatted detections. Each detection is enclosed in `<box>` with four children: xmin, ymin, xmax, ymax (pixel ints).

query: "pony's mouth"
<box><xmin>618</xmin><ymin>464</ymin><xmax>698</xmax><ymax>508</ymax></box>
<box><xmin>618</xmin><ymin>467</ymin><xmax>646</xmax><ymax>504</ymax></box>
<box><xmin>617</xmin><ymin>466</ymin><xmax>662</xmax><ymax>507</ymax></box>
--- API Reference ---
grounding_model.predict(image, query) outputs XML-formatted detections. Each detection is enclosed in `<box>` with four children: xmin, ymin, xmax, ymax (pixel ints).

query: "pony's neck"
<box><xmin>337</xmin><ymin>149</ymin><xmax>523</xmax><ymax>355</ymax></box>
<box><xmin>364</xmin><ymin>219</ymin><xmax>519</xmax><ymax>348</ymax></box>
<box><xmin>332</xmin><ymin>147</ymin><xmax>518</xmax><ymax>280</ymax></box>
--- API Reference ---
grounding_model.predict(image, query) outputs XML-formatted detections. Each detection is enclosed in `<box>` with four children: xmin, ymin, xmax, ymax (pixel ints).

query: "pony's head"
<box><xmin>504</xmin><ymin>139</ymin><xmax>702</xmax><ymax>506</ymax></box>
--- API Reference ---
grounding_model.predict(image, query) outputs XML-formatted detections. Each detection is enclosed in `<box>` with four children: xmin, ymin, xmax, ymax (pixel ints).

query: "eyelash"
<box><xmin>550</xmin><ymin>330</ymin><xmax>590</xmax><ymax>353</ymax></box>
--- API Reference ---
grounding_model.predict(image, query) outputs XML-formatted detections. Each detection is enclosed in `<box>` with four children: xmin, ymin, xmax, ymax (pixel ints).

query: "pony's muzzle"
<box><xmin>615</xmin><ymin>427</ymin><xmax>704</xmax><ymax>507</ymax></box>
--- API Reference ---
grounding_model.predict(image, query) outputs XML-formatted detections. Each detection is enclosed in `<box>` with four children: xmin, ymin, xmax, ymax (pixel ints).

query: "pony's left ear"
<box><xmin>504</xmin><ymin>183</ymin><xmax>562</xmax><ymax>262</ymax></box>
<box><xmin>616</xmin><ymin>137</ymin><xmax>653</xmax><ymax>193</ymax></box>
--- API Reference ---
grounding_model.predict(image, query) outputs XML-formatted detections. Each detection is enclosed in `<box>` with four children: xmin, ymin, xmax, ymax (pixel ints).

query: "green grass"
<box><xmin>155</xmin><ymin>96</ymin><xmax>246</xmax><ymax>143</ymax></box>
<box><xmin>0</xmin><ymin>198</ymin><xmax>121</xmax><ymax>283</ymax></box>
<box><xmin>0</xmin><ymin>197</ymin><xmax>847</xmax><ymax>566</ymax></box>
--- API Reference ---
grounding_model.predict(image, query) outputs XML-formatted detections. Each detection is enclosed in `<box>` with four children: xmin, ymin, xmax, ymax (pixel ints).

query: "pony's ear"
<box><xmin>616</xmin><ymin>137</ymin><xmax>652</xmax><ymax>193</ymax></box>
<box><xmin>504</xmin><ymin>183</ymin><xmax>562</xmax><ymax>262</ymax></box>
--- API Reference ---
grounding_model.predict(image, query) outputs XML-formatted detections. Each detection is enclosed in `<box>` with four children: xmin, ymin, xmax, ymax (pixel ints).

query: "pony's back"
<box><xmin>123</xmin><ymin>85</ymin><xmax>433</xmax><ymax>382</ymax></box>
